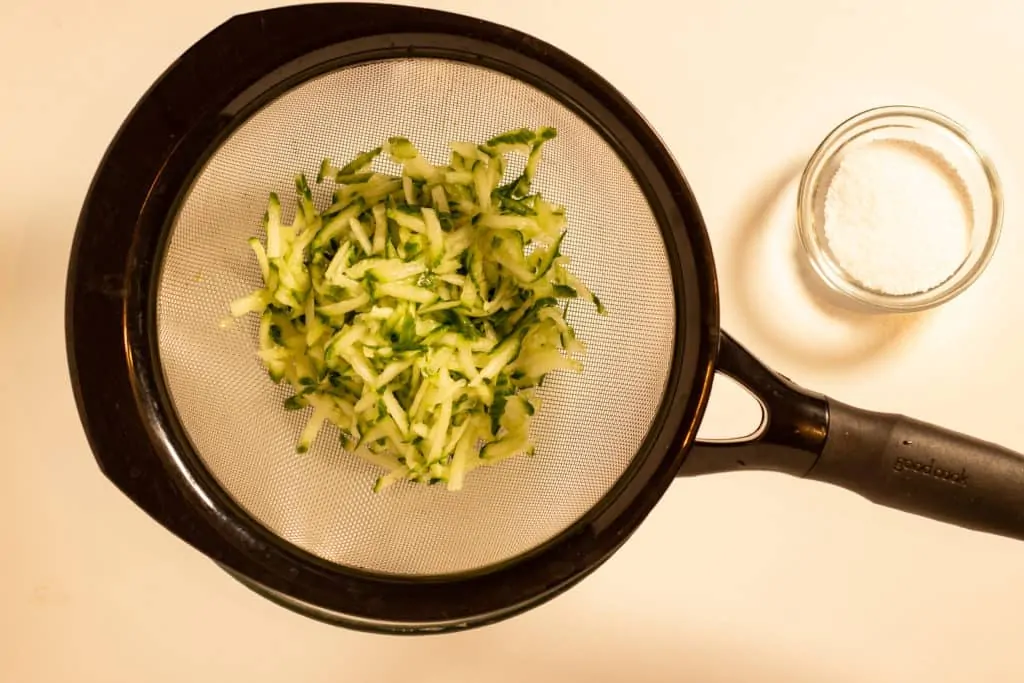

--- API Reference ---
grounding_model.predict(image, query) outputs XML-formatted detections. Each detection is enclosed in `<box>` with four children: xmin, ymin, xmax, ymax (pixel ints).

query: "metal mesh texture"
<box><xmin>156</xmin><ymin>58</ymin><xmax>675</xmax><ymax>576</ymax></box>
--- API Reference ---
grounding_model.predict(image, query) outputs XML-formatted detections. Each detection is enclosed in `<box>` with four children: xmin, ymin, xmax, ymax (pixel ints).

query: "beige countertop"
<box><xmin>4</xmin><ymin>0</ymin><xmax>1024</xmax><ymax>681</ymax></box>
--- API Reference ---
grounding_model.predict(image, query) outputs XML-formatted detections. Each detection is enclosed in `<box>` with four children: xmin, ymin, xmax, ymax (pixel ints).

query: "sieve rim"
<box><xmin>65</xmin><ymin>2</ymin><xmax>719</xmax><ymax>631</ymax></box>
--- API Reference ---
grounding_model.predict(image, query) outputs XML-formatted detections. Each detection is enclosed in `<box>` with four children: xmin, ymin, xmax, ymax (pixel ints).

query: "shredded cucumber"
<box><xmin>229</xmin><ymin>127</ymin><xmax>604</xmax><ymax>491</ymax></box>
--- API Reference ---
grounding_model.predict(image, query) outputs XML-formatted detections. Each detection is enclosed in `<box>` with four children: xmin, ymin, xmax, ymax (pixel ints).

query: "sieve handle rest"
<box><xmin>680</xmin><ymin>332</ymin><xmax>830</xmax><ymax>477</ymax></box>
<box><xmin>806</xmin><ymin>400</ymin><xmax>1024</xmax><ymax>542</ymax></box>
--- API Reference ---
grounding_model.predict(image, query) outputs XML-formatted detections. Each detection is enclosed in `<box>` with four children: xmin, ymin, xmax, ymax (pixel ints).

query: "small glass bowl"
<box><xmin>796</xmin><ymin>105</ymin><xmax>1003</xmax><ymax>312</ymax></box>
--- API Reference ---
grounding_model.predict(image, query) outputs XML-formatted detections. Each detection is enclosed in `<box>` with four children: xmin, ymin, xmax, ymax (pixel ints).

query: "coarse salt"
<box><xmin>822</xmin><ymin>138</ymin><xmax>972</xmax><ymax>296</ymax></box>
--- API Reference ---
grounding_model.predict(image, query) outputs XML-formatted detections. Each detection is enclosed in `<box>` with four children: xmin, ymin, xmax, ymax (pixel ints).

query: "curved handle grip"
<box><xmin>807</xmin><ymin>400</ymin><xmax>1024</xmax><ymax>539</ymax></box>
<box><xmin>682</xmin><ymin>331</ymin><xmax>1024</xmax><ymax>543</ymax></box>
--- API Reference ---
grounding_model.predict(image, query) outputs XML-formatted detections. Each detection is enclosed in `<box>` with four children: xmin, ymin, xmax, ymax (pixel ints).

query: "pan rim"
<box><xmin>65</xmin><ymin>2</ymin><xmax>719</xmax><ymax>631</ymax></box>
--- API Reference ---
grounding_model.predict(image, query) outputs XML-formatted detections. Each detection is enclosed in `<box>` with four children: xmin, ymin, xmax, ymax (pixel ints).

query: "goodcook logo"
<box><xmin>892</xmin><ymin>456</ymin><xmax>968</xmax><ymax>487</ymax></box>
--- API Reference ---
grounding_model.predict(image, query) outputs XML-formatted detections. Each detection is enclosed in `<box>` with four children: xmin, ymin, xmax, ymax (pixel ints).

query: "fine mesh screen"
<box><xmin>156</xmin><ymin>58</ymin><xmax>676</xmax><ymax>576</ymax></box>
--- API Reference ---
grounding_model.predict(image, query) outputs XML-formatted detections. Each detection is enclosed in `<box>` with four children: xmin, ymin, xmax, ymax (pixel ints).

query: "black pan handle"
<box><xmin>682</xmin><ymin>332</ymin><xmax>1024</xmax><ymax>542</ymax></box>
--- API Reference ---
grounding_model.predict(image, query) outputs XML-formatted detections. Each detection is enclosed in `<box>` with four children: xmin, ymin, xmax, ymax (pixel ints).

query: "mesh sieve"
<box><xmin>155</xmin><ymin>57</ymin><xmax>676</xmax><ymax>576</ymax></box>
